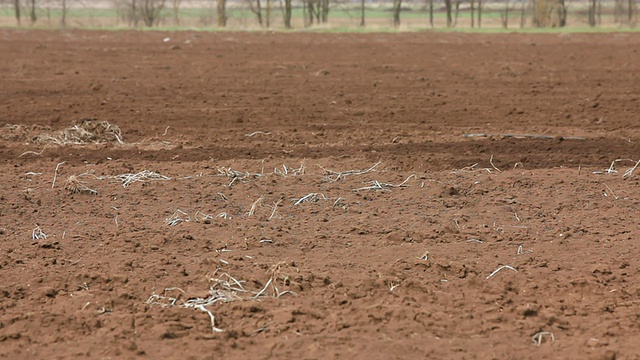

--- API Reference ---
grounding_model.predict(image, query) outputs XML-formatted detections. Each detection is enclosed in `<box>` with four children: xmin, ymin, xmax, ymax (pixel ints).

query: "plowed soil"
<box><xmin>2</xmin><ymin>29</ymin><xmax>640</xmax><ymax>360</ymax></box>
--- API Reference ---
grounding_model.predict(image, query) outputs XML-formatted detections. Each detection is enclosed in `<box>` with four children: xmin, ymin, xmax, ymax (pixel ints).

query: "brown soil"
<box><xmin>1</xmin><ymin>29</ymin><xmax>640</xmax><ymax>360</ymax></box>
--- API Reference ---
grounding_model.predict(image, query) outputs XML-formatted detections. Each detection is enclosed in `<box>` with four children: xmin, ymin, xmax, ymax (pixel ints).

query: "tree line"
<box><xmin>5</xmin><ymin>0</ymin><xmax>639</xmax><ymax>29</ymax></box>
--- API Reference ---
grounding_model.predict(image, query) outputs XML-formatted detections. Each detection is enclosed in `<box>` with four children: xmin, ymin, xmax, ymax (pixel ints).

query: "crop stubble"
<box><xmin>1</xmin><ymin>30</ymin><xmax>640</xmax><ymax>359</ymax></box>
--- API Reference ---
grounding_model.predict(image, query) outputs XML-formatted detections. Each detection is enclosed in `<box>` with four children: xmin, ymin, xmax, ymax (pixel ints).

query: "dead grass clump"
<box><xmin>1</xmin><ymin>124</ymin><xmax>29</xmax><ymax>141</ymax></box>
<box><xmin>0</xmin><ymin>124</ymin><xmax>50</xmax><ymax>142</ymax></box>
<box><xmin>146</xmin><ymin>265</ymin><xmax>296</xmax><ymax>333</ymax></box>
<box><xmin>64</xmin><ymin>175</ymin><xmax>98</xmax><ymax>195</ymax></box>
<box><xmin>217</xmin><ymin>166</ymin><xmax>262</xmax><ymax>187</ymax></box>
<box><xmin>34</xmin><ymin>118</ymin><xmax>124</xmax><ymax>145</ymax></box>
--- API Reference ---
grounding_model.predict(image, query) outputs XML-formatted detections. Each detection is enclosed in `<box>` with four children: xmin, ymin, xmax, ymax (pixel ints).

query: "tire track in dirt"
<box><xmin>4</xmin><ymin>137</ymin><xmax>638</xmax><ymax>171</ymax></box>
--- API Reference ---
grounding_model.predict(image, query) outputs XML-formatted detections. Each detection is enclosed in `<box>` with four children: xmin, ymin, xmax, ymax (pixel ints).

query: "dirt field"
<box><xmin>2</xmin><ymin>29</ymin><xmax>640</xmax><ymax>359</ymax></box>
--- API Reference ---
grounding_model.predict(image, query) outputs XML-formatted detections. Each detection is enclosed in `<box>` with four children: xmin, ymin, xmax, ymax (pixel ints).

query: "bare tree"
<box><xmin>470</xmin><ymin>0</ymin><xmax>475</xmax><ymax>27</ymax></box>
<box><xmin>139</xmin><ymin>0</ymin><xmax>166</xmax><ymax>27</ymax></box>
<box><xmin>613</xmin><ymin>0</ymin><xmax>637</xmax><ymax>25</ymax></box>
<box><xmin>305</xmin><ymin>0</ymin><xmax>317</xmax><ymax>26</ymax></box>
<box><xmin>444</xmin><ymin>0</ymin><xmax>453</xmax><ymax>26</ymax></box>
<box><xmin>29</xmin><ymin>0</ymin><xmax>36</xmax><ymax>24</ymax></box>
<box><xmin>281</xmin><ymin>0</ymin><xmax>292</xmax><ymax>28</ymax></box>
<box><xmin>266</xmin><ymin>0</ymin><xmax>271</xmax><ymax>27</ymax></box>
<box><xmin>614</xmin><ymin>0</ymin><xmax>623</xmax><ymax>23</ymax></box>
<box><xmin>392</xmin><ymin>0</ymin><xmax>402</xmax><ymax>27</ymax></box>
<box><xmin>171</xmin><ymin>0</ymin><xmax>182</xmax><ymax>25</ymax></box>
<box><xmin>248</xmin><ymin>0</ymin><xmax>264</xmax><ymax>26</ymax></box>
<box><xmin>588</xmin><ymin>0</ymin><xmax>596</xmax><ymax>26</ymax></box>
<box><xmin>556</xmin><ymin>0</ymin><xmax>566</xmax><ymax>26</ymax></box>
<box><xmin>531</xmin><ymin>0</ymin><xmax>566</xmax><ymax>27</ymax></box>
<box><xmin>14</xmin><ymin>0</ymin><xmax>21</xmax><ymax>25</ymax></box>
<box><xmin>320</xmin><ymin>0</ymin><xmax>329</xmax><ymax>22</ymax></box>
<box><xmin>452</xmin><ymin>0</ymin><xmax>461</xmax><ymax>27</ymax></box>
<box><xmin>500</xmin><ymin>0</ymin><xmax>510</xmax><ymax>28</ymax></box>
<box><xmin>217</xmin><ymin>0</ymin><xmax>227</xmax><ymax>27</ymax></box>
<box><xmin>61</xmin><ymin>0</ymin><xmax>67</xmax><ymax>27</ymax></box>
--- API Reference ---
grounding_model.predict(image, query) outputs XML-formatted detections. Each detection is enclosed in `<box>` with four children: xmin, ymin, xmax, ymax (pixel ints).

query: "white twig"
<box><xmin>294</xmin><ymin>193</ymin><xmax>327</xmax><ymax>205</ymax></box>
<box><xmin>603</xmin><ymin>183</ymin><xmax>619</xmax><ymax>199</ymax></box>
<box><xmin>268</xmin><ymin>198</ymin><xmax>283</xmax><ymax>220</ymax></box>
<box><xmin>318</xmin><ymin>161</ymin><xmax>381</xmax><ymax>182</ymax></box>
<box><xmin>486</xmin><ymin>265</ymin><xmax>517</xmax><ymax>279</ymax></box>
<box><xmin>593</xmin><ymin>158</ymin><xmax>636</xmax><ymax>175</ymax></box>
<box><xmin>165</xmin><ymin>209</ymin><xmax>190</xmax><ymax>226</ymax></box>
<box><xmin>489</xmin><ymin>154</ymin><xmax>502</xmax><ymax>173</ymax></box>
<box><xmin>623</xmin><ymin>159</ymin><xmax>640</xmax><ymax>178</ymax></box>
<box><xmin>251</xmin><ymin>277</ymin><xmax>273</xmax><ymax>300</ymax></box>
<box><xmin>217</xmin><ymin>167</ymin><xmax>261</xmax><ymax>187</ymax></box>
<box><xmin>52</xmin><ymin>161</ymin><xmax>66</xmax><ymax>189</ymax></box>
<box><xmin>532</xmin><ymin>331</ymin><xmax>555</xmax><ymax>346</ymax></box>
<box><xmin>112</xmin><ymin>170</ymin><xmax>171</xmax><ymax>188</ymax></box>
<box><xmin>245</xmin><ymin>131</ymin><xmax>271</xmax><ymax>137</ymax></box>
<box><xmin>32</xmin><ymin>224</ymin><xmax>48</xmax><ymax>240</ymax></box>
<box><xmin>194</xmin><ymin>211</ymin><xmax>213</xmax><ymax>222</ymax></box>
<box><xmin>19</xmin><ymin>146</ymin><xmax>47</xmax><ymax>158</ymax></box>
<box><xmin>274</xmin><ymin>162</ymin><xmax>306</xmax><ymax>177</ymax></box>
<box><xmin>247</xmin><ymin>196</ymin><xmax>264</xmax><ymax>216</ymax></box>
<box><xmin>352</xmin><ymin>174</ymin><xmax>415</xmax><ymax>192</ymax></box>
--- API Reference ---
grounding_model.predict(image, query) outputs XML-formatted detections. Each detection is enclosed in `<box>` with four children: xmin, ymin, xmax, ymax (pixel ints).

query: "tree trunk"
<box><xmin>452</xmin><ymin>0</ymin><xmax>460</xmax><ymax>27</ymax></box>
<box><xmin>519</xmin><ymin>0</ymin><xmax>526</xmax><ymax>28</ymax></box>
<box><xmin>30</xmin><ymin>0</ymin><xmax>36</xmax><ymax>25</ymax></box>
<box><xmin>477</xmin><ymin>0</ymin><xmax>482</xmax><ymax>27</ymax></box>
<box><xmin>61</xmin><ymin>0</ymin><xmax>67</xmax><ymax>27</ymax></box>
<box><xmin>392</xmin><ymin>0</ymin><xmax>402</xmax><ymax>27</ymax></box>
<box><xmin>252</xmin><ymin>0</ymin><xmax>263</xmax><ymax>26</ymax></box>
<box><xmin>306</xmin><ymin>0</ymin><xmax>313</xmax><ymax>26</ymax></box>
<box><xmin>470</xmin><ymin>0</ymin><xmax>475</xmax><ymax>28</ymax></box>
<box><xmin>614</xmin><ymin>0</ymin><xmax>622</xmax><ymax>23</ymax></box>
<box><xmin>557</xmin><ymin>0</ymin><xmax>567</xmax><ymax>26</ymax></box>
<box><xmin>172</xmin><ymin>0</ymin><xmax>181</xmax><ymax>25</ymax></box>
<box><xmin>321</xmin><ymin>0</ymin><xmax>329</xmax><ymax>23</ymax></box>
<box><xmin>283</xmin><ymin>0</ymin><xmax>292</xmax><ymax>28</ymax></box>
<box><xmin>444</xmin><ymin>0</ymin><xmax>453</xmax><ymax>26</ymax></box>
<box><xmin>14</xmin><ymin>0</ymin><xmax>21</xmax><ymax>26</ymax></box>
<box><xmin>217</xmin><ymin>0</ymin><xmax>227</xmax><ymax>27</ymax></box>
<box><xmin>360</xmin><ymin>0</ymin><xmax>365</xmax><ymax>26</ymax></box>
<box><xmin>302</xmin><ymin>0</ymin><xmax>308</xmax><ymax>26</ymax></box>
<box><xmin>140</xmin><ymin>0</ymin><xmax>165</xmax><ymax>27</ymax></box>
<box><xmin>266</xmin><ymin>0</ymin><xmax>271</xmax><ymax>27</ymax></box>
<box><xmin>588</xmin><ymin>0</ymin><xmax>596</xmax><ymax>26</ymax></box>
<box><xmin>501</xmin><ymin>0</ymin><xmax>509</xmax><ymax>28</ymax></box>
<box><xmin>429</xmin><ymin>0</ymin><xmax>434</xmax><ymax>27</ymax></box>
